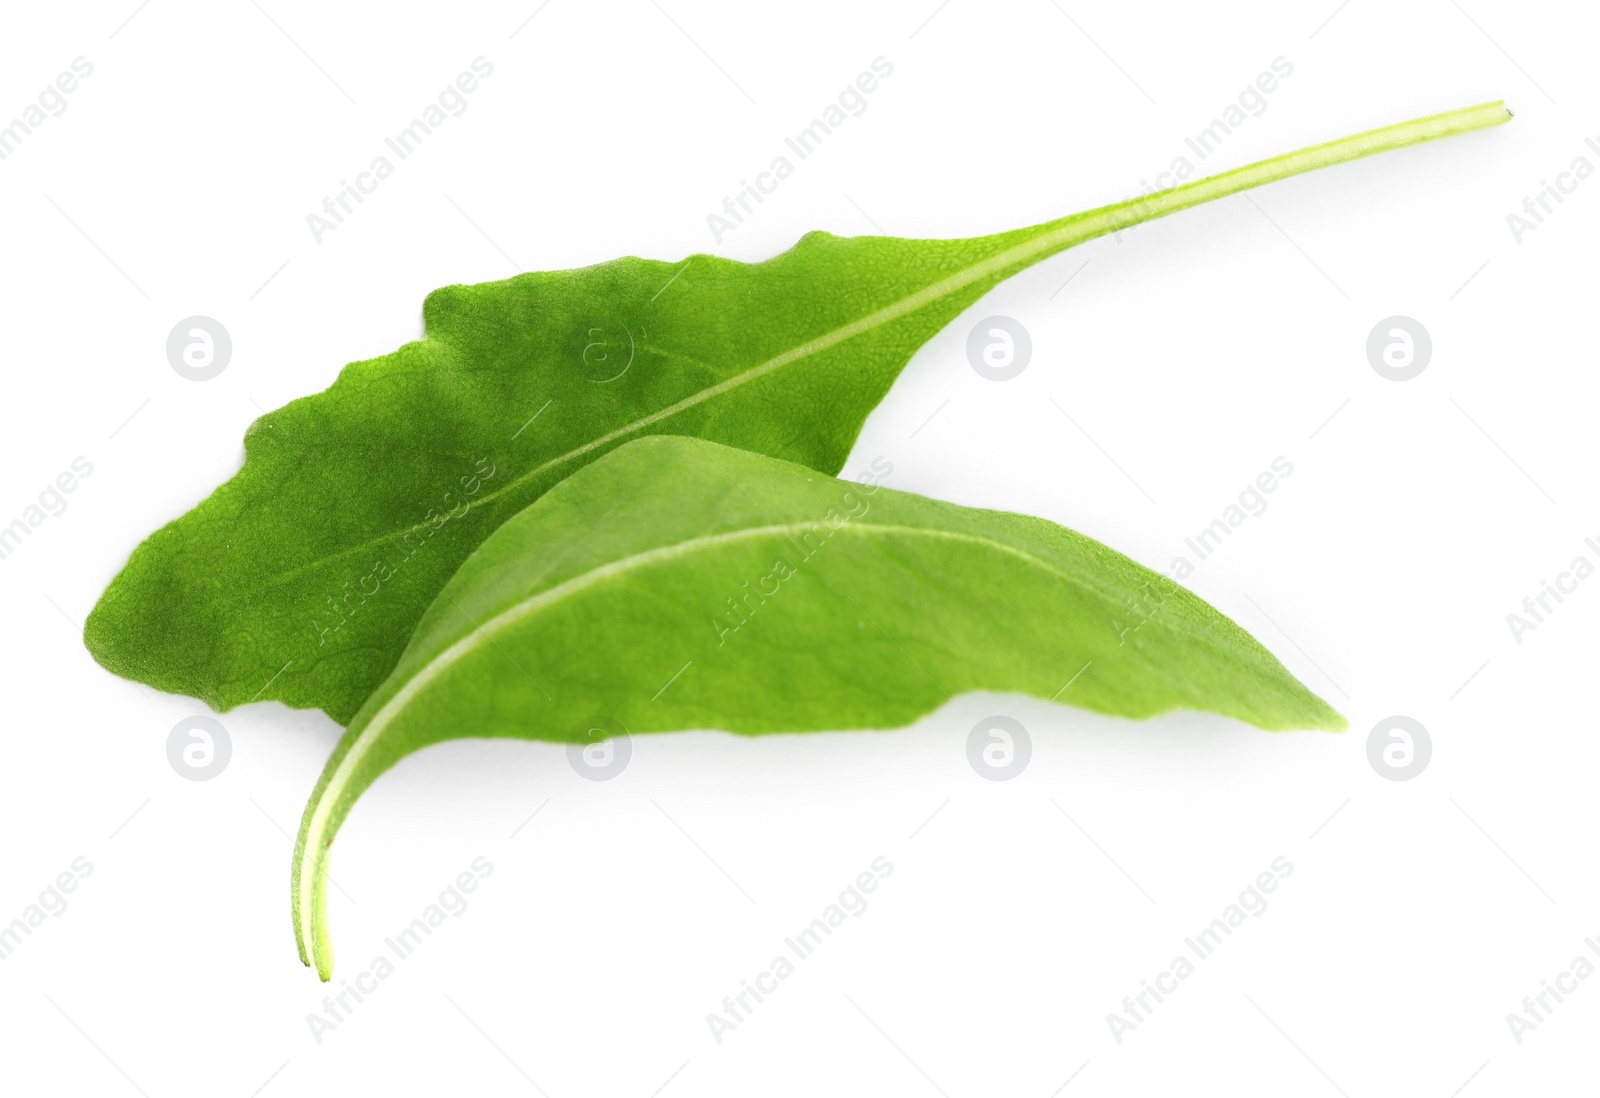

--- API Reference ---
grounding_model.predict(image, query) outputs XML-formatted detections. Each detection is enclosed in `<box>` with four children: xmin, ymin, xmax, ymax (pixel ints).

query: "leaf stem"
<box><xmin>1049</xmin><ymin>100</ymin><xmax>1512</xmax><ymax>246</ymax></box>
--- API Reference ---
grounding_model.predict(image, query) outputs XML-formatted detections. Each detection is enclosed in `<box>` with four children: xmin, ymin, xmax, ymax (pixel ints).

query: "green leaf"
<box><xmin>86</xmin><ymin>102</ymin><xmax>1509</xmax><ymax>724</ymax></box>
<box><xmin>293</xmin><ymin>436</ymin><xmax>1343</xmax><ymax>977</ymax></box>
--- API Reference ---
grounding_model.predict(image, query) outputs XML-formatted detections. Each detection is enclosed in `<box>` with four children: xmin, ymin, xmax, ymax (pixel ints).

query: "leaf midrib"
<box><xmin>301</xmin><ymin>516</ymin><xmax>1114</xmax><ymax>957</ymax></box>
<box><xmin>315</xmin><ymin>514</ymin><xmax>1183</xmax><ymax>829</ymax></box>
<box><xmin>246</xmin><ymin>222</ymin><xmax>1087</xmax><ymax>596</ymax></box>
<box><xmin>252</xmin><ymin>98</ymin><xmax>1518</xmax><ymax>599</ymax></box>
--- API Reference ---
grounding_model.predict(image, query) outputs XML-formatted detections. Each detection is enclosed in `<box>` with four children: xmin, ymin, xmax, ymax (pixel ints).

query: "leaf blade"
<box><xmin>292</xmin><ymin>436</ymin><xmax>1343</xmax><ymax>977</ymax></box>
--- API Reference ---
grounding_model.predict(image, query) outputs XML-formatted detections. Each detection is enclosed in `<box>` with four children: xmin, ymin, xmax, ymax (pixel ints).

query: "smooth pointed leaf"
<box><xmin>86</xmin><ymin>102</ymin><xmax>1509</xmax><ymax>723</ymax></box>
<box><xmin>294</xmin><ymin>435</ymin><xmax>1345</xmax><ymax>977</ymax></box>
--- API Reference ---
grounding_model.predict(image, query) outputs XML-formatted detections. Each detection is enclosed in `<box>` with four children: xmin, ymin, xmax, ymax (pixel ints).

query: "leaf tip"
<box><xmin>1301</xmin><ymin>694</ymin><xmax>1348</xmax><ymax>734</ymax></box>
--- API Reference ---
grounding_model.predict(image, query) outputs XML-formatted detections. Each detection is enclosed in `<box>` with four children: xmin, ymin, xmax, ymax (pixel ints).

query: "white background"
<box><xmin>0</xmin><ymin>1</ymin><xmax>1593</xmax><ymax>1094</ymax></box>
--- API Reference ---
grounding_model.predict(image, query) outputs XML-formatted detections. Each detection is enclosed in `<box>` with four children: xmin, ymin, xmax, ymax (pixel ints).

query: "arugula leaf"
<box><xmin>294</xmin><ymin>435</ymin><xmax>1343</xmax><ymax>977</ymax></box>
<box><xmin>87</xmin><ymin>102</ymin><xmax>1509</xmax><ymax>724</ymax></box>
